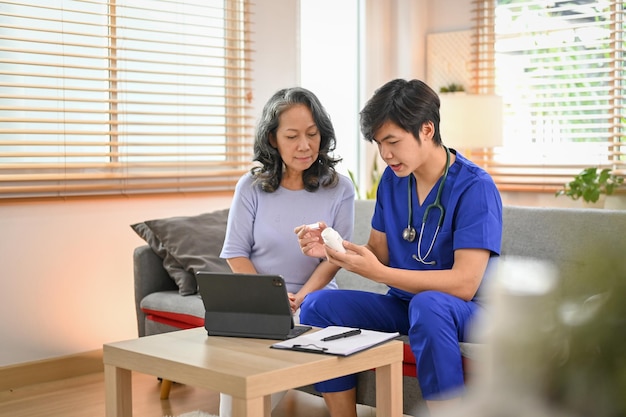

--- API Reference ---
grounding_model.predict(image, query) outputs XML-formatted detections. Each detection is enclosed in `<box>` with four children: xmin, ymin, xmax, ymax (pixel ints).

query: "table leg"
<box><xmin>375</xmin><ymin>361</ymin><xmax>403</xmax><ymax>417</ymax></box>
<box><xmin>104</xmin><ymin>364</ymin><xmax>132</xmax><ymax>417</ymax></box>
<box><xmin>160</xmin><ymin>379</ymin><xmax>173</xmax><ymax>399</ymax></box>
<box><xmin>231</xmin><ymin>395</ymin><xmax>268</xmax><ymax>417</ymax></box>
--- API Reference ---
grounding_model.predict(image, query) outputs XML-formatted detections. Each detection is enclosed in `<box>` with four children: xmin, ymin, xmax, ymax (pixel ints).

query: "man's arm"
<box><xmin>328</xmin><ymin>236</ymin><xmax>490</xmax><ymax>301</ymax></box>
<box><xmin>369</xmin><ymin>248</ymin><xmax>490</xmax><ymax>300</ymax></box>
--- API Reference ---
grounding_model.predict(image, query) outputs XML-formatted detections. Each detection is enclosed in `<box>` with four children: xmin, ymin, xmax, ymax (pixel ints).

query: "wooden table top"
<box><xmin>103</xmin><ymin>327</ymin><xmax>403</xmax><ymax>399</ymax></box>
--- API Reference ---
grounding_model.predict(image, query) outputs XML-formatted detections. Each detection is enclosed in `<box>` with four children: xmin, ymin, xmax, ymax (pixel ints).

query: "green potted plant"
<box><xmin>348</xmin><ymin>157</ymin><xmax>381</xmax><ymax>200</ymax></box>
<box><xmin>439</xmin><ymin>83</ymin><xmax>465</xmax><ymax>93</ymax></box>
<box><xmin>556</xmin><ymin>167</ymin><xmax>624</xmax><ymax>204</ymax></box>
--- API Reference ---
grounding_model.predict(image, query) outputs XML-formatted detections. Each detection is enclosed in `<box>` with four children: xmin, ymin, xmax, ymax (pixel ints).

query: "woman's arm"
<box><xmin>227</xmin><ymin>256</ymin><xmax>340</xmax><ymax>313</ymax></box>
<box><xmin>292</xmin><ymin>260</ymin><xmax>341</xmax><ymax>310</ymax></box>
<box><xmin>225</xmin><ymin>257</ymin><xmax>257</xmax><ymax>274</ymax></box>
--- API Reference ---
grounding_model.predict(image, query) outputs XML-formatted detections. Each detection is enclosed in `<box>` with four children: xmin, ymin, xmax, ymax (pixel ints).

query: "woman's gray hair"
<box><xmin>252</xmin><ymin>87</ymin><xmax>341</xmax><ymax>192</ymax></box>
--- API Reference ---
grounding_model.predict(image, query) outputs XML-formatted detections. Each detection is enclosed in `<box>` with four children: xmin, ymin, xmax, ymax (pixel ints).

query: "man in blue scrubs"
<box><xmin>296</xmin><ymin>79</ymin><xmax>503</xmax><ymax>417</ymax></box>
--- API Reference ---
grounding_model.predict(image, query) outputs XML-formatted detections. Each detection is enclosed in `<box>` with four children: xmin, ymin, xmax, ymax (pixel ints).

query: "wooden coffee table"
<box><xmin>103</xmin><ymin>327</ymin><xmax>403</xmax><ymax>417</ymax></box>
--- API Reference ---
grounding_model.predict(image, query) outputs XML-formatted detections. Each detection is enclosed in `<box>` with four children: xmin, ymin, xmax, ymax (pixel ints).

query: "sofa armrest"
<box><xmin>133</xmin><ymin>245</ymin><xmax>178</xmax><ymax>337</ymax></box>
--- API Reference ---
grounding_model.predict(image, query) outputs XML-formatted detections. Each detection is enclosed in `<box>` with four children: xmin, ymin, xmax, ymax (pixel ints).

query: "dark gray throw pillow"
<box><xmin>131</xmin><ymin>208</ymin><xmax>231</xmax><ymax>295</ymax></box>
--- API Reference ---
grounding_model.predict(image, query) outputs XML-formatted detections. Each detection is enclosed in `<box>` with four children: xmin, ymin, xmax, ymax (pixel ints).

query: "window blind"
<box><xmin>471</xmin><ymin>0</ymin><xmax>625</xmax><ymax>192</ymax></box>
<box><xmin>0</xmin><ymin>0</ymin><xmax>254</xmax><ymax>199</ymax></box>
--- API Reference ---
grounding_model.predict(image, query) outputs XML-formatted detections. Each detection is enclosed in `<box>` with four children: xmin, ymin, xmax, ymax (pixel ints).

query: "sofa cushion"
<box><xmin>140</xmin><ymin>291</ymin><xmax>205</xmax><ymax>328</ymax></box>
<box><xmin>131</xmin><ymin>209</ymin><xmax>231</xmax><ymax>295</ymax></box>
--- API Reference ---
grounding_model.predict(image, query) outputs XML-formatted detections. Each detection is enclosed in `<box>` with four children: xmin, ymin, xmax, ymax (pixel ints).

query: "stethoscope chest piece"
<box><xmin>402</xmin><ymin>226</ymin><xmax>416</xmax><ymax>242</ymax></box>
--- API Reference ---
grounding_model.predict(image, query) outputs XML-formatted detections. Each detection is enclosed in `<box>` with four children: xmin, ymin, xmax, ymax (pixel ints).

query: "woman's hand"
<box><xmin>287</xmin><ymin>292</ymin><xmax>299</xmax><ymax>314</ymax></box>
<box><xmin>294</xmin><ymin>221</ymin><xmax>327</xmax><ymax>259</ymax></box>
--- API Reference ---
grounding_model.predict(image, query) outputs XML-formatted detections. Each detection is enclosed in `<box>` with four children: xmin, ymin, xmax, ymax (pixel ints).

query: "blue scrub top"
<box><xmin>372</xmin><ymin>149</ymin><xmax>503</xmax><ymax>301</ymax></box>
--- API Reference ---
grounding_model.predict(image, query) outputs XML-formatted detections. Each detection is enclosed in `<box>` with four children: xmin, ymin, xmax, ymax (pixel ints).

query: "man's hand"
<box><xmin>324</xmin><ymin>240</ymin><xmax>381</xmax><ymax>279</ymax></box>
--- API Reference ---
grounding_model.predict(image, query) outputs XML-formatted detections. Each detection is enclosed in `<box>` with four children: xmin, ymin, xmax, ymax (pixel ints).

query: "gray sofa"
<box><xmin>133</xmin><ymin>199</ymin><xmax>626</xmax><ymax>415</ymax></box>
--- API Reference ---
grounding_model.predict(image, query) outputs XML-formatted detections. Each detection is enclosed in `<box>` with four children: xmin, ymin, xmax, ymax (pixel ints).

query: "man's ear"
<box><xmin>420</xmin><ymin>121</ymin><xmax>435</xmax><ymax>140</ymax></box>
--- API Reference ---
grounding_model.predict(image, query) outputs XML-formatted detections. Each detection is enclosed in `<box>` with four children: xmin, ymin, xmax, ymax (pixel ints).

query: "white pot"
<box><xmin>582</xmin><ymin>195</ymin><xmax>605</xmax><ymax>209</ymax></box>
<box><xmin>604</xmin><ymin>195</ymin><xmax>626</xmax><ymax>210</ymax></box>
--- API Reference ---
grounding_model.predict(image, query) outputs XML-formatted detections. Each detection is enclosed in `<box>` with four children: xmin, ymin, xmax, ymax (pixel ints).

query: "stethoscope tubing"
<box><xmin>405</xmin><ymin>146</ymin><xmax>450</xmax><ymax>265</ymax></box>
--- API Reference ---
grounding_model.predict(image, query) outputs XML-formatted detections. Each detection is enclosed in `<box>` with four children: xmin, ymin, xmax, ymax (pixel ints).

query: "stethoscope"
<box><xmin>402</xmin><ymin>146</ymin><xmax>450</xmax><ymax>265</ymax></box>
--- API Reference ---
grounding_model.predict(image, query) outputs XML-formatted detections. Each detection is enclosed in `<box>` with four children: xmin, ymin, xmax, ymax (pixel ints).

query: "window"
<box><xmin>0</xmin><ymin>0</ymin><xmax>253</xmax><ymax>199</ymax></box>
<box><xmin>472</xmin><ymin>0</ymin><xmax>624</xmax><ymax>191</ymax></box>
<box><xmin>299</xmin><ymin>0</ymin><xmax>360</xmax><ymax>182</ymax></box>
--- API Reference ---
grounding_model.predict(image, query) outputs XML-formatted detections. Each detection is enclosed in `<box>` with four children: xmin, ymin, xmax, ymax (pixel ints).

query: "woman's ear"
<box><xmin>269</xmin><ymin>133</ymin><xmax>277</xmax><ymax>148</ymax></box>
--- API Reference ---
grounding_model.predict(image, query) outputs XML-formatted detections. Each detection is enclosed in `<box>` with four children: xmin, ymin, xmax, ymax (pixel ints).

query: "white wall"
<box><xmin>249</xmin><ymin>0</ymin><xmax>300</xmax><ymax>118</ymax></box>
<box><xmin>0</xmin><ymin>0</ymin><xmax>300</xmax><ymax>367</ymax></box>
<box><xmin>0</xmin><ymin>0</ymin><xmax>587</xmax><ymax>368</ymax></box>
<box><xmin>0</xmin><ymin>194</ymin><xmax>233</xmax><ymax>366</ymax></box>
<box><xmin>300</xmin><ymin>0</ymin><xmax>360</xmax><ymax>179</ymax></box>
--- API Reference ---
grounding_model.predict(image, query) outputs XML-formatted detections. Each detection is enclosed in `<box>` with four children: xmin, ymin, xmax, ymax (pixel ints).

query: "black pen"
<box><xmin>321</xmin><ymin>329</ymin><xmax>361</xmax><ymax>341</ymax></box>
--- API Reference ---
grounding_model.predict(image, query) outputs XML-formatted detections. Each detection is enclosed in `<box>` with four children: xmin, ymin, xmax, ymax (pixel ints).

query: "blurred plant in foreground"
<box><xmin>445</xmin><ymin>242</ymin><xmax>626</xmax><ymax>417</ymax></box>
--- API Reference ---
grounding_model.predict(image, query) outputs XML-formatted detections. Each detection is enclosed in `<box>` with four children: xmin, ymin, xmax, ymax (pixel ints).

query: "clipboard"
<box><xmin>270</xmin><ymin>326</ymin><xmax>400</xmax><ymax>356</ymax></box>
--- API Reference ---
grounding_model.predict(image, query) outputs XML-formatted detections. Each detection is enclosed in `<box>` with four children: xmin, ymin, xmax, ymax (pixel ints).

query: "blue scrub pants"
<box><xmin>299</xmin><ymin>289</ymin><xmax>479</xmax><ymax>400</ymax></box>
